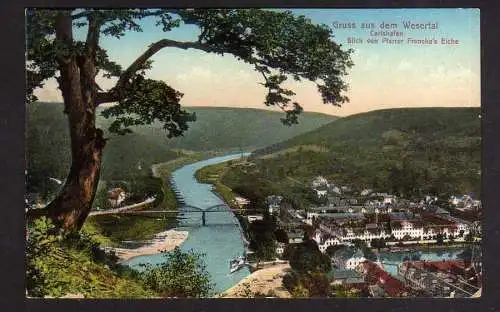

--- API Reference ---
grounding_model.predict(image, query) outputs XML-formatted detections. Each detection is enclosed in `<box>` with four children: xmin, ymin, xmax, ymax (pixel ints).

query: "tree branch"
<box><xmin>95</xmin><ymin>89</ymin><xmax>119</xmax><ymax>105</ymax></box>
<box><xmin>95</xmin><ymin>39</ymin><xmax>215</xmax><ymax>105</ymax></box>
<box><xmin>85</xmin><ymin>12</ymin><xmax>100</xmax><ymax>57</ymax></box>
<box><xmin>71</xmin><ymin>11</ymin><xmax>88</xmax><ymax>20</ymax></box>
<box><xmin>117</xmin><ymin>39</ymin><xmax>214</xmax><ymax>89</ymax></box>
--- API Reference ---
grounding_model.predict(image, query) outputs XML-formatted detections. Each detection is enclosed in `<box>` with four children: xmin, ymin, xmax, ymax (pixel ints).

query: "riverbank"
<box><xmin>218</xmin><ymin>263</ymin><xmax>292</xmax><ymax>298</ymax></box>
<box><xmin>107</xmin><ymin>230</ymin><xmax>189</xmax><ymax>262</ymax></box>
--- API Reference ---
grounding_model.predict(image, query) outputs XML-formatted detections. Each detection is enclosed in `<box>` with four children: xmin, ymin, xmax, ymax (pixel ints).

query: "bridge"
<box><xmin>118</xmin><ymin>204</ymin><xmax>268</xmax><ymax>226</ymax></box>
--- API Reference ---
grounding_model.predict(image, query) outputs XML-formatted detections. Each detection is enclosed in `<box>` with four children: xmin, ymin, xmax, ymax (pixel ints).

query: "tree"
<box><xmin>27</xmin><ymin>9</ymin><xmax>353</xmax><ymax>230</ymax></box>
<box><xmin>140</xmin><ymin>247</ymin><xmax>214</xmax><ymax>298</ymax></box>
<box><xmin>436</xmin><ymin>233</ymin><xmax>444</xmax><ymax>245</ymax></box>
<box><xmin>288</xmin><ymin>237</ymin><xmax>331</xmax><ymax>274</ymax></box>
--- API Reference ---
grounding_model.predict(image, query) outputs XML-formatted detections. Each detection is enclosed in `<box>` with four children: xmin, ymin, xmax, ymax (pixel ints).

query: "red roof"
<box><xmin>411</xmin><ymin>260</ymin><xmax>466</xmax><ymax>273</ymax></box>
<box><xmin>360</xmin><ymin>261</ymin><xmax>408</xmax><ymax>297</ymax></box>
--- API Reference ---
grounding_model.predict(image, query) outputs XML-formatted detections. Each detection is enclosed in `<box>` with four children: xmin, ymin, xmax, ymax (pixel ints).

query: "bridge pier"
<box><xmin>202</xmin><ymin>211</ymin><xmax>206</xmax><ymax>226</ymax></box>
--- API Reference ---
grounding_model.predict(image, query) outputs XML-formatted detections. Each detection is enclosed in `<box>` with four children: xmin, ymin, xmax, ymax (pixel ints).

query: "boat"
<box><xmin>228</xmin><ymin>215</ymin><xmax>253</xmax><ymax>273</ymax></box>
<box><xmin>229</xmin><ymin>255</ymin><xmax>246</xmax><ymax>273</ymax></box>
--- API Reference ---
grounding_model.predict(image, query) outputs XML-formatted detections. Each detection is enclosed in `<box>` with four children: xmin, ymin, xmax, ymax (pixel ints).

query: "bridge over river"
<box><xmin>118</xmin><ymin>204</ymin><xmax>268</xmax><ymax>226</ymax></box>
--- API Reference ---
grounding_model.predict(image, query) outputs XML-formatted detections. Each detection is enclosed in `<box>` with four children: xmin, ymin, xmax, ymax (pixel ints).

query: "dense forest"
<box><xmin>242</xmin><ymin>107</ymin><xmax>481</xmax><ymax>200</ymax></box>
<box><xmin>27</xmin><ymin>102</ymin><xmax>336</xmax><ymax>194</ymax></box>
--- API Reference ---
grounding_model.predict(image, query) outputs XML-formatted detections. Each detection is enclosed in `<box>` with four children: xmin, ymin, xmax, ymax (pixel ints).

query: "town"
<box><xmin>235</xmin><ymin>175</ymin><xmax>482</xmax><ymax>298</ymax></box>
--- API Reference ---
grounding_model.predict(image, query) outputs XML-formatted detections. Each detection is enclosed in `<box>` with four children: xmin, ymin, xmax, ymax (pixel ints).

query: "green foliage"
<box><xmin>87</xmin><ymin>214</ymin><xmax>178</xmax><ymax>246</ymax></box>
<box><xmin>27</xmin><ymin>103</ymin><xmax>335</xmax><ymax>193</ymax></box>
<box><xmin>139</xmin><ymin>247</ymin><xmax>214</xmax><ymax>298</ymax></box>
<box><xmin>283</xmin><ymin>271</ymin><xmax>330</xmax><ymax>297</ymax></box>
<box><xmin>26</xmin><ymin>102</ymin><xmax>70</xmax><ymax>194</ymax></box>
<box><xmin>26</xmin><ymin>217</ymin><xmax>153</xmax><ymax>298</ymax></box>
<box><xmin>325</xmin><ymin>244</ymin><xmax>347</xmax><ymax>257</ymax></box>
<box><xmin>100</xmin><ymin>77</ymin><xmax>196</xmax><ymax>137</ymax></box>
<box><xmin>247</xmin><ymin>216</ymin><xmax>278</xmax><ymax>261</ymax></box>
<box><xmin>331</xmin><ymin>284</ymin><xmax>362</xmax><ymax>298</ymax></box>
<box><xmin>130</xmin><ymin>173</ymin><xmax>164</xmax><ymax>202</ymax></box>
<box><xmin>436</xmin><ymin>233</ymin><xmax>444</xmax><ymax>245</ymax></box>
<box><xmin>27</xmin><ymin>9</ymin><xmax>352</xmax><ymax>128</ymax></box>
<box><xmin>286</xmin><ymin>237</ymin><xmax>331</xmax><ymax>274</ymax></box>
<box><xmin>93</xmin><ymin>181</ymin><xmax>111</xmax><ymax>210</ymax></box>
<box><xmin>370</xmin><ymin>238</ymin><xmax>386</xmax><ymax>250</ymax></box>
<box><xmin>250</xmin><ymin>107</ymin><xmax>481</xmax><ymax>198</ymax></box>
<box><xmin>291</xmin><ymin>284</ymin><xmax>310</xmax><ymax>298</ymax></box>
<box><xmin>352</xmin><ymin>239</ymin><xmax>377</xmax><ymax>261</ymax></box>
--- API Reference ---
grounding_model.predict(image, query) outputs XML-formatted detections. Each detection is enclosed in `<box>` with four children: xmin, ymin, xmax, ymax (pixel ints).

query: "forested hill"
<box><xmin>132</xmin><ymin>106</ymin><xmax>337</xmax><ymax>152</ymax></box>
<box><xmin>250</xmin><ymin>107</ymin><xmax>481</xmax><ymax>197</ymax></box>
<box><xmin>27</xmin><ymin>102</ymin><xmax>336</xmax><ymax>190</ymax></box>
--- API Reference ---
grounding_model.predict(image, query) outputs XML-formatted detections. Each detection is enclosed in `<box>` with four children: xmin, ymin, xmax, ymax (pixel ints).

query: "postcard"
<box><xmin>25</xmin><ymin>8</ymin><xmax>481</xmax><ymax>299</ymax></box>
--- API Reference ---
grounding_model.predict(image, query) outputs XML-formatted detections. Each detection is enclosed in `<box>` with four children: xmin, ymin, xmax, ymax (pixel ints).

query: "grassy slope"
<box><xmin>27</xmin><ymin>103</ymin><xmax>336</xmax><ymax>189</ymax></box>
<box><xmin>247</xmin><ymin>107</ymin><xmax>481</xmax><ymax>197</ymax></box>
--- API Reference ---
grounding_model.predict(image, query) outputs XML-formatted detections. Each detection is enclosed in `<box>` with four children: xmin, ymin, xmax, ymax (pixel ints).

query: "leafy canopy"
<box><xmin>139</xmin><ymin>247</ymin><xmax>214</xmax><ymax>298</ymax></box>
<box><xmin>26</xmin><ymin>9</ymin><xmax>353</xmax><ymax>136</ymax></box>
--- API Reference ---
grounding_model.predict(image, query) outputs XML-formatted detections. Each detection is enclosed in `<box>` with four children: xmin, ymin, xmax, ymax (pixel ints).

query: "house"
<box><xmin>329</xmin><ymin>185</ymin><xmax>342</xmax><ymax>195</ymax></box>
<box><xmin>315</xmin><ymin>189</ymin><xmax>328</xmax><ymax>198</ymax></box>
<box><xmin>247</xmin><ymin>215</ymin><xmax>263</xmax><ymax>223</ymax></box>
<box><xmin>449</xmin><ymin>195</ymin><xmax>473</xmax><ymax>207</ymax></box>
<box><xmin>312</xmin><ymin>176</ymin><xmax>329</xmax><ymax>188</ymax></box>
<box><xmin>348</xmin><ymin>198</ymin><xmax>358</xmax><ymax>205</ymax></box>
<box><xmin>234</xmin><ymin>196</ymin><xmax>250</xmax><ymax>208</ymax></box>
<box><xmin>331</xmin><ymin>247</ymin><xmax>366</xmax><ymax>270</ymax></box>
<box><xmin>328</xmin><ymin>196</ymin><xmax>341</xmax><ymax>206</ymax></box>
<box><xmin>275</xmin><ymin>242</ymin><xmax>286</xmax><ymax>256</ymax></box>
<box><xmin>383</xmin><ymin>195</ymin><xmax>397</xmax><ymax>205</ymax></box>
<box><xmin>317</xmin><ymin>234</ymin><xmax>342</xmax><ymax>253</ymax></box>
<box><xmin>424</xmin><ymin>205</ymin><xmax>450</xmax><ymax>216</ymax></box>
<box><xmin>329</xmin><ymin>269</ymin><xmax>365</xmax><ymax>286</ymax></box>
<box><xmin>26</xmin><ymin>193</ymin><xmax>45</xmax><ymax>209</ymax></box>
<box><xmin>360</xmin><ymin>189</ymin><xmax>373</xmax><ymax>197</ymax></box>
<box><xmin>357</xmin><ymin>261</ymin><xmax>409</xmax><ymax>297</ymax></box>
<box><xmin>341</xmin><ymin>186</ymin><xmax>352</xmax><ymax>193</ymax></box>
<box><xmin>287</xmin><ymin>230</ymin><xmax>304</xmax><ymax>244</ymax></box>
<box><xmin>107</xmin><ymin>187</ymin><xmax>126</xmax><ymax>207</ymax></box>
<box><xmin>266</xmin><ymin>195</ymin><xmax>283</xmax><ymax>214</ymax></box>
<box><xmin>390</xmin><ymin>220</ymin><xmax>425</xmax><ymax>240</ymax></box>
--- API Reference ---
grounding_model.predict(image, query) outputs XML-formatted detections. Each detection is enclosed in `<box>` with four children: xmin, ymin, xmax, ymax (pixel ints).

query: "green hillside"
<box><xmin>118</xmin><ymin>106</ymin><xmax>337</xmax><ymax>152</ymax></box>
<box><xmin>27</xmin><ymin>102</ymin><xmax>336</xmax><ymax>193</ymax></box>
<box><xmin>245</xmin><ymin>107</ymin><xmax>481</xmax><ymax>199</ymax></box>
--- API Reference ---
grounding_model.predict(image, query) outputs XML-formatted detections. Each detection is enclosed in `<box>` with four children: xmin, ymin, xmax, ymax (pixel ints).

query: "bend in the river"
<box><xmin>124</xmin><ymin>153</ymin><xmax>251</xmax><ymax>294</ymax></box>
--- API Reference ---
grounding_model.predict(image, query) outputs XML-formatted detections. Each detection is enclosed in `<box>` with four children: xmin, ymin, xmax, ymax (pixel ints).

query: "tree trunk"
<box><xmin>44</xmin><ymin>11</ymin><xmax>105</xmax><ymax>231</ymax></box>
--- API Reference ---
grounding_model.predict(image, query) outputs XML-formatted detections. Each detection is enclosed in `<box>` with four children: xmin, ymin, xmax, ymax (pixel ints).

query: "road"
<box><xmin>88</xmin><ymin>197</ymin><xmax>156</xmax><ymax>216</ymax></box>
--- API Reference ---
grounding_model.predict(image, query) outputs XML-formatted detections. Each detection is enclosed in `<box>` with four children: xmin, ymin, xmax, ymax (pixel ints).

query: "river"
<box><xmin>124</xmin><ymin>153</ymin><xmax>251</xmax><ymax>294</ymax></box>
<box><xmin>122</xmin><ymin>153</ymin><xmax>470</xmax><ymax>293</ymax></box>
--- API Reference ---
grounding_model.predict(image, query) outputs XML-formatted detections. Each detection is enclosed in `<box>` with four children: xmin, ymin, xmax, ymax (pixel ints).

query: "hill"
<box><xmin>27</xmin><ymin>102</ymin><xmax>336</xmax><ymax>193</ymax></box>
<box><xmin>244</xmin><ymin>107</ymin><xmax>481</xmax><ymax>199</ymax></box>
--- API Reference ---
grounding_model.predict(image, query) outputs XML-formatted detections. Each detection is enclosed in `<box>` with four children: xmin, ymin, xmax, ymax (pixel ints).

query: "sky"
<box><xmin>33</xmin><ymin>9</ymin><xmax>480</xmax><ymax>117</ymax></box>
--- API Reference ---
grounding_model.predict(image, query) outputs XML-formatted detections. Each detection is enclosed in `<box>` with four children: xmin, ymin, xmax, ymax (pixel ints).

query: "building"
<box><xmin>266</xmin><ymin>195</ymin><xmax>283</xmax><ymax>214</ymax></box>
<box><xmin>315</xmin><ymin>189</ymin><xmax>328</xmax><ymax>198</ymax></box>
<box><xmin>360</xmin><ymin>189</ymin><xmax>373</xmax><ymax>196</ymax></box>
<box><xmin>357</xmin><ymin>261</ymin><xmax>409</xmax><ymax>297</ymax></box>
<box><xmin>107</xmin><ymin>187</ymin><xmax>126</xmax><ymax>207</ymax></box>
<box><xmin>247</xmin><ymin>215</ymin><xmax>263</xmax><ymax>223</ymax></box>
<box><xmin>314</xmin><ymin>232</ymin><xmax>342</xmax><ymax>253</ymax></box>
<box><xmin>383</xmin><ymin>195</ymin><xmax>398</xmax><ymax>205</ymax></box>
<box><xmin>390</xmin><ymin>220</ymin><xmax>425</xmax><ymax>240</ymax></box>
<box><xmin>275</xmin><ymin>242</ymin><xmax>286</xmax><ymax>257</ymax></box>
<box><xmin>398</xmin><ymin>260</ymin><xmax>480</xmax><ymax>297</ymax></box>
<box><xmin>234</xmin><ymin>196</ymin><xmax>250</xmax><ymax>208</ymax></box>
<box><xmin>329</xmin><ymin>269</ymin><xmax>366</xmax><ymax>286</ymax></box>
<box><xmin>287</xmin><ymin>230</ymin><xmax>304</xmax><ymax>244</ymax></box>
<box><xmin>311</xmin><ymin>176</ymin><xmax>329</xmax><ymax>188</ymax></box>
<box><xmin>331</xmin><ymin>247</ymin><xmax>366</xmax><ymax>270</ymax></box>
